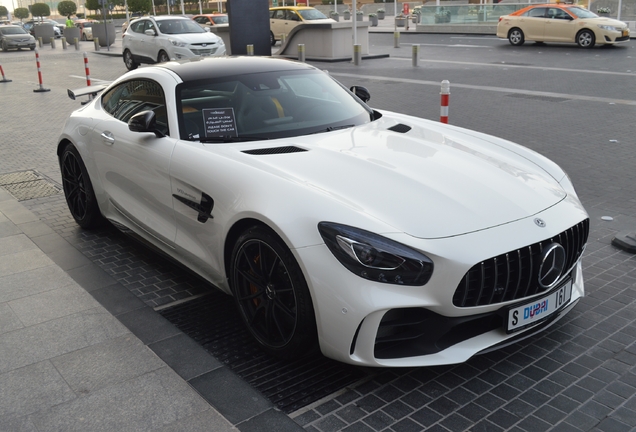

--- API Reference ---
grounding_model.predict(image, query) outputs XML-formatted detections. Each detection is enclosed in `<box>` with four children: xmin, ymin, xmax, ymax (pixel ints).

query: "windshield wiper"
<box><xmin>309</xmin><ymin>124</ymin><xmax>355</xmax><ymax>135</ymax></box>
<box><xmin>198</xmin><ymin>135</ymin><xmax>268</xmax><ymax>143</ymax></box>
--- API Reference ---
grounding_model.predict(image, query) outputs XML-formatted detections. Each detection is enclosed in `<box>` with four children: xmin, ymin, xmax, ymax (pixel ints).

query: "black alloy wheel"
<box><xmin>270</xmin><ymin>31</ymin><xmax>276</xmax><ymax>46</ymax></box>
<box><xmin>158</xmin><ymin>50</ymin><xmax>170</xmax><ymax>63</ymax></box>
<box><xmin>230</xmin><ymin>226</ymin><xmax>317</xmax><ymax>359</ymax></box>
<box><xmin>60</xmin><ymin>144</ymin><xmax>103</xmax><ymax>229</ymax></box>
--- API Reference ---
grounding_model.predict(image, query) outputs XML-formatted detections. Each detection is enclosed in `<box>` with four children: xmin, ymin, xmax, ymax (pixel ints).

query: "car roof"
<box><xmin>510</xmin><ymin>3</ymin><xmax>580</xmax><ymax>15</ymax></box>
<box><xmin>193</xmin><ymin>13</ymin><xmax>227</xmax><ymax>17</ymax></box>
<box><xmin>270</xmin><ymin>6</ymin><xmax>316</xmax><ymax>10</ymax></box>
<box><xmin>154</xmin><ymin>56</ymin><xmax>317</xmax><ymax>82</ymax></box>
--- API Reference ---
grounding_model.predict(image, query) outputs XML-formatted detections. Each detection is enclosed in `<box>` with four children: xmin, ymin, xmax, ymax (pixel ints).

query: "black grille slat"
<box><xmin>452</xmin><ymin>219</ymin><xmax>589</xmax><ymax>308</ymax></box>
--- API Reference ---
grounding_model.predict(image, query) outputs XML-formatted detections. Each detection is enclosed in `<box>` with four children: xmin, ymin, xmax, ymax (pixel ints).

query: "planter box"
<box><xmin>33</xmin><ymin>24</ymin><xmax>55</xmax><ymax>41</ymax></box>
<box><xmin>369</xmin><ymin>16</ymin><xmax>378</xmax><ymax>26</ymax></box>
<box><xmin>344</xmin><ymin>11</ymin><xmax>351</xmax><ymax>20</ymax></box>
<box><xmin>330</xmin><ymin>13</ymin><xmax>340</xmax><ymax>21</ymax></box>
<box><xmin>92</xmin><ymin>22</ymin><xmax>116</xmax><ymax>47</ymax></box>
<box><xmin>63</xmin><ymin>26</ymin><xmax>80</xmax><ymax>44</ymax></box>
<box><xmin>356</xmin><ymin>13</ymin><xmax>363</xmax><ymax>21</ymax></box>
<box><xmin>395</xmin><ymin>17</ymin><xmax>406</xmax><ymax>27</ymax></box>
<box><xmin>378</xmin><ymin>11</ymin><xmax>385</xmax><ymax>20</ymax></box>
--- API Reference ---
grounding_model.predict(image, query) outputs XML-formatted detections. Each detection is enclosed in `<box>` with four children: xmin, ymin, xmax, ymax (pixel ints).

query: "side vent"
<box><xmin>242</xmin><ymin>146</ymin><xmax>307</xmax><ymax>155</ymax></box>
<box><xmin>388</xmin><ymin>124</ymin><xmax>411</xmax><ymax>133</ymax></box>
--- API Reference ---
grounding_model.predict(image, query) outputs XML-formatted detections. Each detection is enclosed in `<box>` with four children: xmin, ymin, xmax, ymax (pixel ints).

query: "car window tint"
<box><xmin>130</xmin><ymin>20</ymin><xmax>145</xmax><ymax>33</ymax></box>
<box><xmin>212</xmin><ymin>16</ymin><xmax>228</xmax><ymax>24</ymax></box>
<box><xmin>102</xmin><ymin>79</ymin><xmax>169</xmax><ymax>135</ymax></box>
<box><xmin>298</xmin><ymin>9</ymin><xmax>329</xmax><ymax>20</ymax></box>
<box><xmin>526</xmin><ymin>7</ymin><xmax>547</xmax><ymax>18</ymax></box>
<box><xmin>273</xmin><ymin>10</ymin><xmax>285</xmax><ymax>19</ymax></box>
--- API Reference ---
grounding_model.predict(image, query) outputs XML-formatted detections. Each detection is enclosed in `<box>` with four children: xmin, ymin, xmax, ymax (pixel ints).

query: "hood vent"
<box><xmin>388</xmin><ymin>124</ymin><xmax>411</xmax><ymax>134</ymax></box>
<box><xmin>242</xmin><ymin>146</ymin><xmax>307</xmax><ymax>155</ymax></box>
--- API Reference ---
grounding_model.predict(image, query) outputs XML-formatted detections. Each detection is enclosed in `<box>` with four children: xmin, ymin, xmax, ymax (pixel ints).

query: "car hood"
<box><xmin>236</xmin><ymin>115</ymin><xmax>568</xmax><ymax>239</ymax></box>
<box><xmin>2</xmin><ymin>34</ymin><xmax>33</xmax><ymax>40</ymax></box>
<box><xmin>168</xmin><ymin>32</ymin><xmax>222</xmax><ymax>44</ymax></box>
<box><xmin>583</xmin><ymin>17</ymin><xmax>629</xmax><ymax>27</ymax></box>
<box><xmin>302</xmin><ymin>18</ymin><xmax>337</xmax><ymax>24</ymax></box>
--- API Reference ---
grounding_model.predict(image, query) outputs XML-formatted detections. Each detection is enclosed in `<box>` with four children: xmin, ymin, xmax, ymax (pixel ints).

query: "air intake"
<box><xmin>242</xmin><ymin>146</ymin><xmax>307</xmax><ymax>155</ymax></box>
<box><xmin>388</xmin><ymin>124</ymin><xmax>411</xmax><ymax>133</ymax></box>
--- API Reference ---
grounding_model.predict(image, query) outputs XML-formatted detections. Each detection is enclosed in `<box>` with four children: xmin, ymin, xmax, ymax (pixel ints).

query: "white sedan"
<box><xmin>58</xmin><ymin>57</ymin><xmax>589</xmax><ymax>367</ymax></box>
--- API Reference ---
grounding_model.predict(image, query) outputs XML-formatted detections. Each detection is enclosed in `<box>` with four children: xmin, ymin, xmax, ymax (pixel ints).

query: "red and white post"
<box><xmin>83</xmin><ymin>52</ymin><xmax>91</xmax><ymax>87</ymax></box>
<box><xmin>0</xmin><ymin>64</ymin><xmax>11</xmax><ymax>83</ymax></box>
<box><xmin>33</xmin><ymin>49</ymin><xmax>50</xmax><ymax>93</ymax></box>
<box><xmin>440</xmin><ymin>80</ymin><xmax>450</xmax><ymax>124</ymax></box>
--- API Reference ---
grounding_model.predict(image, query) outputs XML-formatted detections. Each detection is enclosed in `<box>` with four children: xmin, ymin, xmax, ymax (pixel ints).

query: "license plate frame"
<box><xmin>506</xmin><ymin>279</ymin><xmax>572</xmax><ymax>333</ymax></box>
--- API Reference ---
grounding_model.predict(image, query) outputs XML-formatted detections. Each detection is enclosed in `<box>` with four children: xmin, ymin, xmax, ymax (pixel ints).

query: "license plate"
<box><xmin>622</xmin><ymin>30</ymin><xmax>628</xmax><ymax>37</ymax></box>
<box><xmin>507</xmin><ymin>279</ymin><xmax>572</xmax><ymax>333</ymax></box>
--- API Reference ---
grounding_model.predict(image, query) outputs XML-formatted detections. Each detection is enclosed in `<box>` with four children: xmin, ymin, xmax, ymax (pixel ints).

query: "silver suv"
<box><xmin>122</xmin><ymin>16</ymin><xmax>226</xmax><ymax>71</ymax></box>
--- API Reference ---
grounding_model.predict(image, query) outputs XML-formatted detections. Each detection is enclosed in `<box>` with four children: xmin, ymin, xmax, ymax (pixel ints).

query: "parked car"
<box><xmin>269</xmin><ymin>6</ymin><xmax>335</xmax><ymax>45</ymax></box>
<box><xmin>497</xmin><ymin>3</ymin><xmax>630</xmax><ymax>48</ymax></box>
<box><xmin>75</xmin><ymin>19</ymin><xmax>95</xmax><ymax>41</ymax></box>
<box><xmin>59</xmin><ymin>56</ymin><xmax>589</xmax><ymax>367</ymax></box>
<box><xmin>23</xmin><ymin>19</ymin><xmax>63</xmax><ymax>38</ymax></box>
<box><xmin>122</xmin><ymin>15</ymin><xmax>226</xmax><ymax>70</ymax></box>
<box><xmin>0</xmin><ymin>25</ymin><xmax>36</xmax><ymax>51</ymax></box>
<box><xmin>192</xmin><ymin>13</ymin><xmax>229</xmax><ymax>28</ymax></box>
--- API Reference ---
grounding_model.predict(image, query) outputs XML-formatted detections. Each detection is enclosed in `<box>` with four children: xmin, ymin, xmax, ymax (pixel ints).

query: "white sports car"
<box><xmin>58</xmin><ymin>57</ymin><xmax>589</xmax><ymax>367</ymax></box>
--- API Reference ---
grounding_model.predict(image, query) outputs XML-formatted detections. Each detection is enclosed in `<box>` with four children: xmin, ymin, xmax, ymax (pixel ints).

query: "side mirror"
<box><xmin>350</xmin><ymin>86</ymin><xmax>371</xmax><ymax>103</ymax></box>
<box><xmin>144</xmin><ymin>28</ymin><xmax>156</xmax><ymax>36</ymax></box>
<box><xmin>128</xmin><ymin>111</ymin><xmax>165</xmax><ymax>137</ymax></box>
<box><xmin>204</xmin><ymin>26</ymin><xmax>211</xmax><ymax>32</ymax></box>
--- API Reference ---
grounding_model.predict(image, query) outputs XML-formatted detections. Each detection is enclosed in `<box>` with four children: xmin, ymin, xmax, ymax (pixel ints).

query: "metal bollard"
<box><xmin>412</xmin><ymin>44</ymin><xmax>419</xmax><ymax>67</ymax></box>
<box><xmin>246</xmin><ymin>44</ymin><xmax>254</xmax><ymax>56</ymax></box>
<box><xmin>50</xmin><ymin>37</ymin><xmax>55</xmax><ymax>49</ymax></box>
<box><xmin>440</xmin><ymin>80</ymin><xmax>450</xmax><ymax>124</ymax></box>
<box><xmin>281</xmin><ymin>33</ymin><xmax>286</xmax><ymax>45</ymax></box>
<box><xmin>353</xmin><ymin>43</ymin><xmax>362</xmax><ymax>66</ymax></box>
<box><xmin>62</xmin><ymin>37</ymin><xmax>67</xmax><ymax>50</ymax></box>
<box><xmin>298</xmin><ymin>44</ymin><xmax>305</xmax><ymax>62</ymax></box>
<box><xmin>33</xmin><ymin>49</ymin><xmax>50</xmax><ymax>93</ymax></box>
<box><xmin>38</xmin><ymin>37</ymin><xmax>43</xmax><ymax>47</ymax></box>
<box><xmin>83</xmin><ymin>52</ymin><xmax>91</xmax><ymax>87</ymax></box>
<box><xmin>94</xmin><ymin>37</ymin><xmax>100</xmax><ymax>51</ymax></box>
<box><xmin>74</xmin><ymin>37</ymin><xmax>79</xmax><ymax>51</ymax></box>
<box><xmin>394</xmin><ymin>31</ymin><xmax>400</xmax><ymax>48</ymax></box>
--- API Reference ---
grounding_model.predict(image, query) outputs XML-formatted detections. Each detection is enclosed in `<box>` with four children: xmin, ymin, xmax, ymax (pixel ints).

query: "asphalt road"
<box><xmin>2</xmin><ymin>33</ymin><xmax>636</xmax><ymax>431</ymax></box>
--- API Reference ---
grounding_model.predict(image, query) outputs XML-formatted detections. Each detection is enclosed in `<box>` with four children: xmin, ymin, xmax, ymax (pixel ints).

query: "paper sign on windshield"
<box><xmin>202</xmin><ymin>108</ymin><xmax>237</xmax><ymax>138</ymax></box>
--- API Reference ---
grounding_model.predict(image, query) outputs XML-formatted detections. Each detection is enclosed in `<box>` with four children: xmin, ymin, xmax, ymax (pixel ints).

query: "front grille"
<box><xmin>190</xmin><ymin>47</ymin><xmax>217</xmax><ymax>56</ymax></box>
<box><xmin>453</xmin><ymin>218</ymin><xmax>589</xmax><ymax>308</ymax></box>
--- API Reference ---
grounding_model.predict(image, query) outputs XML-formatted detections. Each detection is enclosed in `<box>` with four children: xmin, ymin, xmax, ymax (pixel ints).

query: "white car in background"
<box><xmin>122</xmin><ymin>15</ymin><xmax>225</xmax><ymax>70</ymax></box>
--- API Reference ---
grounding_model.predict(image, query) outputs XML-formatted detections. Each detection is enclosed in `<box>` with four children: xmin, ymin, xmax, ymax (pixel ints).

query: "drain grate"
<box><xmin>0</xmin><ymin>170</ymin><xmax>62</xmax><ymax>201</ymax></box>
<box><xmin>160</xmin><ymin>295</ymin><xmax>367</xmax><ymax>413</ymax></box>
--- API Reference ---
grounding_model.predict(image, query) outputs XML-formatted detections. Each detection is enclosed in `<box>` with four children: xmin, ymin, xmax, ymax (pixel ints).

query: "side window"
<box><xmin>130</xmin><ymin>20</ymin><xmax>145</xmax><ymax>33</ymax></box>
<box><xmin>102</xmin><ymin>79</ymin><xmax>169</xmax><ymax>136</ymax></box>
<box><xmin>527</xmin><ymin>7</ymin><xmax>547</xmax><ymax>18</ymax></box>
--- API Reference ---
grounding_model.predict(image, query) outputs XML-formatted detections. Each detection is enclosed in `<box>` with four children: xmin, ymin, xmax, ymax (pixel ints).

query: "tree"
<box><xmin>57</xmin><ymin>0</ymin><xmax>77</xmax><ymax>17</ymax></box>
<box><xmin>30</xmin><ymin>3</ymin><xmax>51</xmax><ymax>19</ymax></box>
<box><xmin>0</xmin><ymin>5</ymin><xmax>8</xmax><ymax>18</ymax></box>
<box><xmin>14</xmin><ymin>7</ymin><xmax>29</xmax><ymax>20</ymax></box>
<box><xmin>127</xmin><ymin>0</ymin><xmax>151</xmax><ymax>14</ymax></box>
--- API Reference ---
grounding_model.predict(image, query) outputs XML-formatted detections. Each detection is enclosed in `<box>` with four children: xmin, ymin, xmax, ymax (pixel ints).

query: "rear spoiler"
<box><xmin>67</xmin><ymin>84</ymin><xmax>108</xmax><ymax>101</ymax></box>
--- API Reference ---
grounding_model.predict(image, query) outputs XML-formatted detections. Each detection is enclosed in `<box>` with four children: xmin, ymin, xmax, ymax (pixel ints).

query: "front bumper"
<box><xmin>296</xmin><ymin>200</ymin><xmax>588</xmax><ymax>367</ymax></box>
<box><xmin>170</xmin><ymin>44</ymin><xmax>226</xmax><ymax>60</ymax></box>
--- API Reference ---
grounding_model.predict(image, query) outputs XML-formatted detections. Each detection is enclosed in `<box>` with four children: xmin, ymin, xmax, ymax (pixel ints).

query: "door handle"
<box><xmin>101</xmin><ymin>131</ymin><xmax>115</xmax><ymax>145</ymax></box>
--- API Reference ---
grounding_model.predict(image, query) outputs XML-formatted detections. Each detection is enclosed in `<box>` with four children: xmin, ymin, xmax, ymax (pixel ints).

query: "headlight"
<box><xmin>598</xmin><ymin>25</ymin><xmax>619</xmax><ymax>31</ymax></box>
<box><xmin>169</xmin><ymin>39</ymin><xmax>187</xmax><ymax>47</ymax></box>
<box><xmin>318</xmin><ymin>222</ymin><xmax>434</xmax><ymax>286</ymax></box>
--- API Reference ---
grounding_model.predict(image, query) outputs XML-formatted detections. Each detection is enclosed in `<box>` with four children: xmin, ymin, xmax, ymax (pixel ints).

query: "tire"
<box><xmin>508</xmin><ymin>28</ymin><xmax>524</xmax><ymax>46</ymax></box>
<box><xmin>230</xmin><ymin>225</ymin><xmax>318</xmax><ymax>359</ymax></box>
<box><xmin>60</xmin><ymin>143</ymin><xmax>104</xmax><ymax>229</ymax></box>
<box><xmin>30</xmin><ymin>46</ymin><xmax>35</xmax><ymax>51</ymax></box>
<box><xmin>157</xmin><ymin>50</ymin><xmax>170</xmax><ymax>63</ymax></box>
<box><xmin>2</xmin><ymin>41</ymin><xmax>7</xmax><ymax>52</ymax></box>
<box><xmin>576</xmin><ymin>29</ymin><xmax>595</xmax><ymax>48</ymax></box>
<box><xmin>123</xmin><ymin>49</ymin><xmax>138</xmax><ymax>71</ymax></box>
<box><xmin>270</xmin><ymin>31</ymin><xmax>276</xmax><ymax>46</ymax></box>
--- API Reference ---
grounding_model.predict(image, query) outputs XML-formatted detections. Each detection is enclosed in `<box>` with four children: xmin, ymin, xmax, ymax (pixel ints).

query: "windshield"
<box><xmin>177</xmin><ymin>69</ymin><xmax>372</xmax><ymax>141</ymax></box>
<box><xmin>568</xmin><ymin>7</ymin><xmax>599</xmax><ymax>18</ymax></box>
<box><xmin>158</xmin><ymin>19</ymin><xmax>204</xmax><ymax>34</ymax></box>
<box><xmin>298</xmin><ymin>9</ymin><xmax>329</xmax><ymax>20</ymax></box>
<box><xmin>0</xmin><ymin>27</ymin><xmax>27</xmax><ymax>35</ymax></box>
